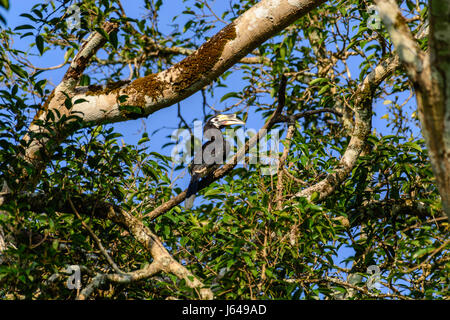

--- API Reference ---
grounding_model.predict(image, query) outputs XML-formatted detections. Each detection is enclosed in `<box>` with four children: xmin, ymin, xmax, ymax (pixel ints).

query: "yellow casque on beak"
<box><xmin>217</xmin><ymin>114</ymin><xmax>245</xmax><ymax>126</ymax></box>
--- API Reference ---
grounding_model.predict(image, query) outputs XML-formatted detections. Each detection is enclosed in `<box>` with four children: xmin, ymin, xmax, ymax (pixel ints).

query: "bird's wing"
<box><xmin>185</xmin><ymin>175</ymin><xmax>199</xmax><ymax>209</ymax></box>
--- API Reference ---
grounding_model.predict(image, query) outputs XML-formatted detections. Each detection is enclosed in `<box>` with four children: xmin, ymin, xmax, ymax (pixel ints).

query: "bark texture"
<box><xmin>376</xmin><ymin>0</ymin><xmax>450</xmax><ymax>219</ymax></box>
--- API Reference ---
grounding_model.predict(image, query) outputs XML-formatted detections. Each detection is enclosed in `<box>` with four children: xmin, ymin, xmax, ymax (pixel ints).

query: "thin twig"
<box><xmin>145</xmin><ymin>75</ymin><xmax>288</xmax><ymax>220</ymax></box>
<box><xmin>276</xmin><ymin>122</ymin><xmax>296</xmax><ymax>210</ymax></box>
<box><xmin>402</xmin><ymin>238</ymin><xmax>450</xmax><ymax>273</ymax></box>
<box><xmin>68</xmin><ymin>197</ymin><xmax>124</xmax><ymax>274</ymax></box>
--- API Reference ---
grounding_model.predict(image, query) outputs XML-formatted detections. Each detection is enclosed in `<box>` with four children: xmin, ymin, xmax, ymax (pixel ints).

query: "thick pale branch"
<box><xmin>16</xmin><ymin>191</ymin><xmax>213</xmax><ymax>299</ymax></box>
<box><xmin>145</xmin><ymin>75</ymin><xmax>288</xmax><ymax>220</ymax></box>
<box><xmin>77</xmin><ymin>261</ymin><xmax>161</xmax><ymax>300</ymax></box>
<box><xmin>98</xmin><ymin>204</ymin><xmax>213</xmax><ymax>299</ymax></box>
<box><xmin>96</xmin><ymin>42</ymin><xmax>271</xmax><ymax>65</ymax></box>
<box><xmin>144</xmin><ymin>104</ymin><xmax>342</xmax><ymax>221</ymax></box>
<box><xmin>23</xmin><ymin>21</ymin><xmax>120</xmax><ymax>169</ymax></box>
<box><xmin>21</xmin><ymin>0</ymin><xmax>325</xmax><ymax>187</ymax></box>
<box><xmin>62</xmin><ymin>21</ymin><xmax>119</xmax><ymax>89</ymax></box>
<box><xmin>276</xmin><ymin>123</ymin><xmax>296</xmax><ymax>210</ymax></box>
<box><xmin>69</xmin><ymin>0</ymin><xmax>325</xmax><ymax>124</ymax></box>
<box><xmin>375</xmin><ymin>0</ymin><xmax>424</xmax><ymax>82</ymax></box>
<box><xmin>293</xmin><ymin>55</ymin><xmax>400</xmax><ymax>201</ymax></box>
<box><xmin>376</xmin><ymin>0</ymin><xmax>450</xmax><ymax>219</ymax></box>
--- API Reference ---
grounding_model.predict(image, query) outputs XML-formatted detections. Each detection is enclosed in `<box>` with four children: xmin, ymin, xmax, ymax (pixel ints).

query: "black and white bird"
<box><xmin>185</xmin><ymin>114</ymin><xmax>245</xmax><ymax>209</ymax></box>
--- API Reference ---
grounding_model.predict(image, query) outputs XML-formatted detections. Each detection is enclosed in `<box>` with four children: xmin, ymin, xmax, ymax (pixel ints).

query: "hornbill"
<box><xmin>185</xmin><ymin>114</ymin><xmax>245</xmax><ymax>209</ymax></box>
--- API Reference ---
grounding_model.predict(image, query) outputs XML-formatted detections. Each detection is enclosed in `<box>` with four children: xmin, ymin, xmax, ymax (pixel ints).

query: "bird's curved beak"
<box><xmin>218</xmin><ymin>114</ymin><xmax>245</xmax><ymax>126</ymax></box>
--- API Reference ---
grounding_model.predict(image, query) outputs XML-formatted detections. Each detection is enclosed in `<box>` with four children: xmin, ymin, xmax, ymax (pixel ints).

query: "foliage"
<box><xmin>0</xmin><ymin>0</ymin><xmax>448</xmax><ymax>299</ymax></box>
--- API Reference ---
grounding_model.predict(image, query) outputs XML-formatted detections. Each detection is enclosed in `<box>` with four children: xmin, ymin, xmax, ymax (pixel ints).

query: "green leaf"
<box><xmin>109</xmin><ymin>30</ymin><xmax>118</xmax><ymax>49</ymax></box>
<box><xmin>14</xmin><ymin>24</ymin><xmax>35</xmax><ymax>31</ymax></box>
<box><xmin>220</xmin><ymin>91</ymin><xmax>240</xmax><ymax>102</ymax></box>
<box><xmin>0</xmin><ymin>0</ymin><xmax>9</xmax><ymax>10</ymax></box>
<box><xmin>20</xmin><ymin>13</ymin><xmax>36</xmax><ymax>21</ymax></box>
<box><xmin>94</xmin><ymin>27</ymin><xmax>109</xmax><ymax>40</ymax></box>
<box><xmin>32</xmin><ymin>9</ymin><xmax>43</xmax><ymax>19</ymax></box>
<box><xmin>138</xmin><ymin>133</ymin><xmax>150</xmax><ymax>145</ymax></box>
<box><xmin>73</xmin><ymin>98</ymin><xmax>88</xmax><ymax>105</ymax></box>
<box><xmin>333</xmin><ymin>286</ymin><xmax>347</xmax><ymax>294</ymax></box>
<box><xmin>9</xmin><ymin>64</ymin><xmax>28</xmax><ymax>78</ymax></box>
<box><xmin>310</xmin><ymin>191</ymin><xmax>320</xmax><ymax>202</ymax></box>
<box><xmin>309</xmin><ymin>78</ymin><xmax>328</xmax><ymax>86</ymax></box>
<box><xmin>243</xmin><ymin>255</ymin><xmax>253</xmax><ymax>267</ymax></box>
<box><xmin>265</xmin><ymin>268</ymin><xmax>274</xmax><ymax>278</ymax></box>
<box><xmin>64</xmin><ymin>48</ymin><xmax>75</xmax><ymax>62</ymax></box>
<box><xmin>64</xmin><ymin>97</ymin><xmax>73</xmax><ymax>110</ymax></box>
<box><xmin>404</xmin><ymin>142</ymin><xmax>422</xmax><ymax>153</ymax></box>
<box><xmin>412</xmin><ymin>247</ymin><xmax>434</xmax><ymax>259</ymax></box>
<box><xmin>203</xmin><ymin>188</ymin><xmax>222</xmax><ymax>197</ymax></box>
<box><xmin>80</xmin><ymin>74</ymin><xmax>90</xmax><ymax>86</ymax></box>
<box><xmin>119</xmin><ymin>105</ymin><xmax>142</xmax><ymax>115</ymax></box>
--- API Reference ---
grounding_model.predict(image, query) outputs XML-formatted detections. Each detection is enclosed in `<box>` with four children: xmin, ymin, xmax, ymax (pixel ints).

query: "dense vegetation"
<box><xmin>0</xmin><ymin>0</ymin><xmax>448</xmax><ymax>299</ymax></box>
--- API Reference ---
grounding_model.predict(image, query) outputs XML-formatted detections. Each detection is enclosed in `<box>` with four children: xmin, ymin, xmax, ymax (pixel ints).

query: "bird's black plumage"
<box><xmin>185</xmin><ymin>114</ymin><xmax>245</xmax><ymax>209</ymax></box>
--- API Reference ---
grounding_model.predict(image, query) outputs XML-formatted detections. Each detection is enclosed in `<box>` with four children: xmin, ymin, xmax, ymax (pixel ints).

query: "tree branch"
<box><xmin>145</xmin><ymin>75</ymin><xmax>288</xmax><ymax>220</ymax></box>
<box><xmin>375</xmin><ymin>0</ymin><xmax>450</xmax><ymax>219</ymax></box>
<box><xmin>291</xmin><ymin>55</ymin><xmax>400</xmax><ymax>202</ymax></box>
<box><xmin>22</xmin><ymin>21</ymin><xmax>120</xmax><ymax>172</ymax></box>
<box><xmin>19</xmin><ymin>0</ymin><xmax>326</xmax><ymax>192</ymax></box>
<box><xmin>68</xmin><ymin>197</ymin><xmax>124</xmax><ymax>275</ymax></box>
<box><xmin>276</xmin><ymin>122</ymin><xmax>296</xmax><ymax>209</ymax></box>
<box><xmin>77</xmin><ymin>261</ymin><xmax>161</xmax><ymax>300</ymax></box>
<box><xmin>374</xmin><ymin>0</ymin><xmax>424</xmax><ymax>83</ymax></box>
<box><xmin>93</xmin><ymin>203</ymin><xmax>214</xmax><ymax>299</ymax></box>
<box><xmin>286</xmin><ymin>276</ymin><xmax>411</xmax><ymax>300</ymax></box>
<box><xmin>15</xmin><ymin>191</ymin><xmax>213</xmax><ymax>299</ymax></box>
